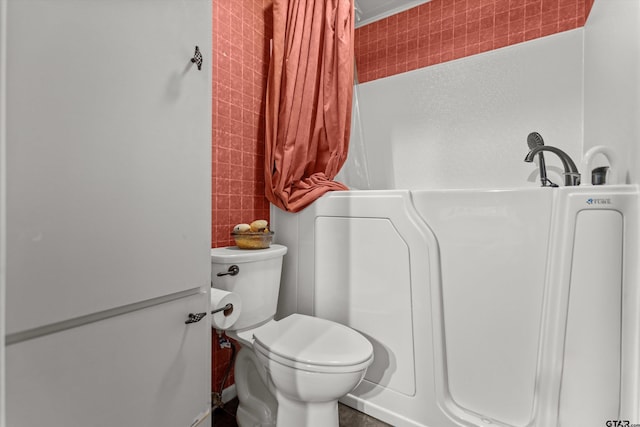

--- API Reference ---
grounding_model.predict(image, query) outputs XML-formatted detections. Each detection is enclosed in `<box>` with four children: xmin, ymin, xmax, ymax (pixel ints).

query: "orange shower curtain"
<box><xmin>265</xmin><ymin>0</ymin><xmax>354</xmax><ymax>213</ymax></box>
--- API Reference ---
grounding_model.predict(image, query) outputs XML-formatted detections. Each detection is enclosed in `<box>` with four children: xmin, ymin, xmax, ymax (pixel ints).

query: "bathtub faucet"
<box><xmin>524</xmin><ymin>146</ymin><xmax>581</xmax><ymax>186</ymax></box>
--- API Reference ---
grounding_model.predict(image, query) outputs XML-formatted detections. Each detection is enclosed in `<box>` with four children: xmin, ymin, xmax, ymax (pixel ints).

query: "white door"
<box><xmin>5</xmin><ymin>0</ymin><xmax>212</xmax><ymax>335</ymax></box>
<box><xmin>2</xmin><ymin>0</ymin><xmax>212</xmax><ymax>425</ymax></box>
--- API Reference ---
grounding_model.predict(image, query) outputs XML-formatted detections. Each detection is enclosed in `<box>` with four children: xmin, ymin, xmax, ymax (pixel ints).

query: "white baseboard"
<box><xmin>221</xmin><ymin>384</ymin><xmax>237</xmax><ymax>403</ymax></box>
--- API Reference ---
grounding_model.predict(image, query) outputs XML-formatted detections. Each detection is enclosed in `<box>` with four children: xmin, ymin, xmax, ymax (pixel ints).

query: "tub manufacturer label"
<box><xmin>586</xmin><ymin>197</ymin><xmax>612</xmax><ymax>205</ymax></box>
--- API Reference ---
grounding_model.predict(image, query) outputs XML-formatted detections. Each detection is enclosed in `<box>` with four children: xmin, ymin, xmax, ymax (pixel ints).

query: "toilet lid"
<box><xmin>252</xmin><ymin>314</ymin><xmax>373</xmax><ymax>368</ymax></box>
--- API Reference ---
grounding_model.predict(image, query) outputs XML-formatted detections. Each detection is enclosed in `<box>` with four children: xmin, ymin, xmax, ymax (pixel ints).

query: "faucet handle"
<box><xmin>591</xmin><ymin>166</ymin><xmax>609</xmax><ymax>185</ymax></box>
<box><xmin>583</xmin><ymin>145</ymin><xmax>618</xmax><ymax>185</ymax></box>
<box><xmin>564</xmin><ymin>171</ymin><xmax>581</xmax><ymax>186</ymax></box>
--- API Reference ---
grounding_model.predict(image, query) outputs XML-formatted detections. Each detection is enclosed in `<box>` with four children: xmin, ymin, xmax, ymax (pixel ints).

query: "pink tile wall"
<box><xmin>213</xmin><ymin>0</ymin><xmax>272</xmax><ymax>249</ymax></box>
<box><xmin>355</xmin><ymin>0</ymin><xmax>595</xmax><ymax>83</ymax></box>
<box><xmin>212</xmin><ymin>0</ymin><xmax>273</xmax><ymax>392</ymax></box>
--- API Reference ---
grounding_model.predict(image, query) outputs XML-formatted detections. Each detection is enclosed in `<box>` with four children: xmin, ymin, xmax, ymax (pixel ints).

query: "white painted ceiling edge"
<box><xmin>354</xmin><ymin>0</ymin><xmax>432</xmax><ymax>27</ymax></box>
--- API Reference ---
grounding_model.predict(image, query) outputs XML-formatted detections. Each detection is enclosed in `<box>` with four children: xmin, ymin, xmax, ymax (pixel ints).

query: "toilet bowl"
<box><xmin>211</xmin><ymin>245</ymin><xmax>373</xmax><ymax>427</ymax></box>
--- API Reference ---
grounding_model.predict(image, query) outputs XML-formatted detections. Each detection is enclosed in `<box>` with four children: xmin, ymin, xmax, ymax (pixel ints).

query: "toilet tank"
<box><xmin>211</xmin><ymin>244</ymin><xmax>287</xmax><ymax>331</ymax></box>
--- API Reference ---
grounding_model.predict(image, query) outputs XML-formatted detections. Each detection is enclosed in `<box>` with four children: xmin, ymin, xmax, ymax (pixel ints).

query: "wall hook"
<box><xmin>191</xmin><ymin>46</ymin><xmax>203</xmax><ymax>70</ymax></box>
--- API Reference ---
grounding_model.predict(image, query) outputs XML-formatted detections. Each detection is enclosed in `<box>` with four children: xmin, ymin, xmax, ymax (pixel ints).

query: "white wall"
<box><xmin>584</xmin><ymin>0</ymin><xmax>640</xmax><ymax>185</ymax></box>
<box><xmin>351</xmin><ymin>29</ymin><xmax>584</xmax><ymax>190</ymax></box>
<box><xmin>347</xmin><ymin>0</ymin><xmax>640</xmax><ymax>191</ymax></box>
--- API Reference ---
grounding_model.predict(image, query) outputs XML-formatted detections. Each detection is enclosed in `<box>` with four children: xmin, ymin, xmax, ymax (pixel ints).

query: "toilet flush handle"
<box><xmin>216</xmin><ymin>265</ymin><xmax>239</xmax><ymax>277</ymax></box>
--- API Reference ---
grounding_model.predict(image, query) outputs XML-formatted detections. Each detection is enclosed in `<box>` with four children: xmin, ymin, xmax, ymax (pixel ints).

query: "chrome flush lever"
<box><xmin>191</xmin><ymin>46</ymin><xmax>203</xmax><ymax>70</ymax></box>
<box><xmin>216</xmin><ymin>265</ymin><xmax>239</xmax><ymax>277</ymax></box>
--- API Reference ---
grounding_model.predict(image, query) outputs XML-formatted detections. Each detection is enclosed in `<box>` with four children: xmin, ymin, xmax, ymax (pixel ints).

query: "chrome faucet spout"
<box><xmin>526</xmin><ymin>132</ymin><xmax>557</xmax><ymax>187</ymax></box>
<box><xmin>524</xmin><ymin>146</ymin><xmax>581</xmax><ymax>186</ymax></box>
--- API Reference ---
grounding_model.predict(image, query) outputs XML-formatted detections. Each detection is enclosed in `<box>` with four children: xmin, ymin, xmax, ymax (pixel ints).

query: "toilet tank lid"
<box><xmin>211</xmin><ymin>244</ymin><xmax>287</xmax><ymax>263</ymax></box>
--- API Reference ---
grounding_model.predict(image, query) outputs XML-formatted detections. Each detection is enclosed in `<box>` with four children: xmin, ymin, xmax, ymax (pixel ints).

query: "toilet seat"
<box><xmin>252</xmin><ymin>314</ymin><xmax>373</xmax><ymax>374</ymax></box>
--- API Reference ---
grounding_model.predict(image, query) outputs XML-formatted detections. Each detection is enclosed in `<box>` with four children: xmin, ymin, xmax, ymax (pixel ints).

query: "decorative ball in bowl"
<box><xmin>232</xmin><ymin>231</ymin><xmax>274</xmax><ymax>249</ymax></box>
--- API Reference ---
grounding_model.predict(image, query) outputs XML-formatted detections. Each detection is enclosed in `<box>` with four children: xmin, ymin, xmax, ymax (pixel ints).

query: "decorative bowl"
<box><xmin>231</xmin><ymin>231</ymin><xmax>274</xmax><ymax>249</ymax></box>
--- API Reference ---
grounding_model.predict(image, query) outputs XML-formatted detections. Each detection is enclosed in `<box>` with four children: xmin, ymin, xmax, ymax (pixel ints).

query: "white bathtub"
<box><xmin>271</xmin><ymin>185</ymin><xmax>640</xmax><ymax>427</ymax></box>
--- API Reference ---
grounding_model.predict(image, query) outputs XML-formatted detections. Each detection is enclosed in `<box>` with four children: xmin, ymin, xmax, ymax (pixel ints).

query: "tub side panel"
<box><xmin>296</xmin><ymin>191</ymin><xmax>453</xmax><ymax>427</ymax></box>
<box><xmin>558</xmin><ymin>210</ymin><xmax>622</xmax><ymax>426</ymax></box>
<box><xmin>271</xmin><ymin>205</ymin><xmax>300</xmax><ymax>319</ymax></box>
<box><xmin>412</xmin><ymin>189</ymin><xmax>553</xmax><ymax>426</ymax></box>
<box><xmin>315</xmin><ymin>216</ymin><xmax>415</xmax><ymax>396</ymax></box>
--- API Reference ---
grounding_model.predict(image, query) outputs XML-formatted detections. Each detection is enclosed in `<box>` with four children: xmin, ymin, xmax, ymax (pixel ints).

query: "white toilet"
<box><xmin>211</xmin><ymin>244</ymin><xmax>374</xmax><ymax>427</ymax></box>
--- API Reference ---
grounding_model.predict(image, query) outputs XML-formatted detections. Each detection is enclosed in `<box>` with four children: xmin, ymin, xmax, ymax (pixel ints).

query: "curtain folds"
<box><xmin>265</xmin><ymin>0</ymin><xmax>354</xmax><ymax>213</ymax></box>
